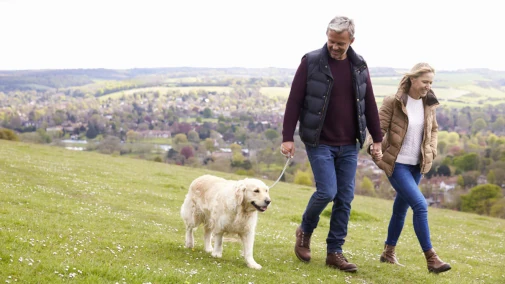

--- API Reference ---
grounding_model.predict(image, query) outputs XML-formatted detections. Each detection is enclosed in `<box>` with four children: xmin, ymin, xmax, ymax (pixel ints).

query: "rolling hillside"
<box><xmin>1</xmin><ymin>140</ymin><xmax>504</xmax><ymax>283</ymax></box>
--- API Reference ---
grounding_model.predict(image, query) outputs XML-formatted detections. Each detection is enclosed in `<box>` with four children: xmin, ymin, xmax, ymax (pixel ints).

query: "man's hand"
<box><xmin>371</xmin><ymin>142</ymin><xmax>383</xmax><ymax>161</ymax></box>
<box><xmin>281</xmin><ymin>141</ymin><xmax>295</xmax><ymax>158</ymax></box>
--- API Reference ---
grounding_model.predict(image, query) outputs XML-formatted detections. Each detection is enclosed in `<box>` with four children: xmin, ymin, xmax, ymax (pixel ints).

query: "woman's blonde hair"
<box><xmin>397</xmin><ymin>63</ymin><xmax>435</xmax><ymax>93</ymax></box>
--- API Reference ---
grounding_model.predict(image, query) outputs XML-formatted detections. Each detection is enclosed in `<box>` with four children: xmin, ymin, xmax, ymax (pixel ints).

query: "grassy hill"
<box><xmin>1</xmin><ymin>140</ymin><xmax>504</xmax><ymax>283</ymax></box>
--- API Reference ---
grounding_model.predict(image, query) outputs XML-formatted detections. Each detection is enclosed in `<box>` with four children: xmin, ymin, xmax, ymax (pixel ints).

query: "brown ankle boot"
<box><xmin>424</xmin><ymin>248</ymin><xmax>451</xmax><ymax>273</ymax></box>
<box><xmin>326</xmin><ymin>252</ymin><xmax>358</xmax><ymax>272</ymax></box>
<box><xmin>380</xmin><ymin>244</ymin><xmax>404</xmax><ymax>266</ymax></box>
<box><xmin>294</xmin><ymin>226</ymin><xmax>311</xmax><ymax>262</ymax></box>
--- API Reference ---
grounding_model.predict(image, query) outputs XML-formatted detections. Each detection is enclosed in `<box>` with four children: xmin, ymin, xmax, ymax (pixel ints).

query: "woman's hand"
<box><xmin>371</xmin><ymin>142</ymin><xmax>383</xmax><ymax>161</ymax></box>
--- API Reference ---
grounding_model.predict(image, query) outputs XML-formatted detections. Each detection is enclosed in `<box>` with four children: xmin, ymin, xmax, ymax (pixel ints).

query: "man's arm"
<box><xmin>281</xmin><ymin>57</ymin><xmax>308</xmax><ymax>158</ymax></box>
<box><xmin>364</xmin><ymin>71</ymin><xmax>383</xmax><ymax>144</ymax></box>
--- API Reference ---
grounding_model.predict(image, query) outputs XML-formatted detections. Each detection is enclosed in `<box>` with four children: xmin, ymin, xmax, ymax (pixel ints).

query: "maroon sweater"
<box><xmin>282</xmin><ymin>56</ymin><xmax>382</xmax><ymax>146</ymax></box>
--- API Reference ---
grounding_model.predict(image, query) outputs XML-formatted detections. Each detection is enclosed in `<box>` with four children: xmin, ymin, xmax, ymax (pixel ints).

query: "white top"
<box><xmin>396</xmin><ymin>96</ymin><xmax>425</xmax><ymax>165</ymax></box>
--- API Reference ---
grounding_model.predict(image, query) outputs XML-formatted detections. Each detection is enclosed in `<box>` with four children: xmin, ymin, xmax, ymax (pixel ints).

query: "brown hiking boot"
<box><xmin>380</xmin><ymin>244</ymin><xmax>404</xmax><ymax>266</ymax></box>
<box><xmin>424</xmin><ymin>248</ymin><xmax>451</xmax><ymax>273</ymax></box>
<box><xmin>294</xmin><ymin>226</ymin><xmax>311</xmax><ymax>262</ymax></box>
<box><xmin>326</xmin><ymin>252</ymin><xmax>358</xmax><ymax>272</ymax></box>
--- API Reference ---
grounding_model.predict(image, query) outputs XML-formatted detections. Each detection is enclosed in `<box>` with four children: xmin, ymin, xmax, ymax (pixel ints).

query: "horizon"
<box><xmin>1</xmin><ymin>0</ymin><xmax>504</xmax><ymax>72</ymax></box>
<box><xmin>1</xmin><ymin>65</ymin><xmax>504</xmax><ymax>73</ymax></box>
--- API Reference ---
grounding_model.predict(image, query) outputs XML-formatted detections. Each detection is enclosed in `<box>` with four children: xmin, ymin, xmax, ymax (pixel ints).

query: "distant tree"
<box><xmin>204</xmin><ymin>138</ymin><xmax>216</xmax><ymax>153</ymax></box>
<box><xmin>358</xmin><ymin>176</ymin><xmax>376</xmax><ymax>197</ymax></box>
<box><xmin>0</xmin><ymin>128</ymin><xmax>19</xmax><ymax>141</ymax></box>
<box><xmin>86</xmin><ymin>124</ymin><xmax>98</xmax><ymax>139</ymax></box>
<box><xmin>487</xmin><ymin>170</ymin><xmax>496</xmax><ymax>185</ymax></box>
<box><xmin>97</xmin><ymin>136</ymin><xmax>122</xmax><ymax>154</ymax></box>
<box><xmin>490</xmin><ymin>167</ymin><xmax>505</xmax><ymax>186</ymax></box>
<box><xmin>453</xmin><ymin>152</ymin><xmax>479</xmax><ymax>172</ymax></box>
<box><xmin>126</xmin><ymin>130</ymin><xmax>140</xmax><ymax>142</ymax></box>
<box><xmin>6</xmin><ymin>114</ymin><xmax>22</xmax><ymax>129</ymax></box>
<box><xmin>166</xmin><ymin>148</ymin><xmax>178</xmax><ymax>159</ymax></box>
<box><xmin>471</xmin><ymin>118</ymin><xmax>487</xmax><ymax>134</ymax></box>
<box><xmin>197</xmin><ymin>124</ymin><xmax>211</xmax><ymax>140</ymax></box>
<box><xmin>173</xmin><ymin>133</ymin><xmax>188</xmax><ymax>145</ymax></box>
<box><xmin>180</xmin><ymin>146</ymin><xmax>194</xmax><ymax>159</ymax></box>
<box><xmin>490</xmin><ymin>198</ymin><xmax>505</xmax><ymax>219</ymax></box>
<box><xmin>447</xmin><ymin>132</ymin><xmax>460</xmax><ymax>144</ymax></box>
<box><xmin>230</xmin><ymin>143</ymin><xmax>244</xmax><ymax>165</ymax></box>
<box><xmin>177</xmin><ymin>122</ymin><xmax>192</xmax><ymax>134</ymax></box>
<box><xmin>461</xmin><ymin>184</ymin><xmax>502</xmax><ymax>215</ymax></box>
<box><xmin>264</xmin><ymin>129</ymin><xmax>280</xmax><ymax>142</ymax></box>
<box><xmin>492</xmin><ymin>117</ymin><xmax>505</xmax><ymax>132</ymax></box>
<box><xmin>437</xmin><ymin>165</ymin><xmax>451</xmax><ymax>176</ymax></box>
<box><xmin>187</xmin><ymin>130</ymin><xmax>200</xmax><ymax>143</ymax></box>
<box><xmin>202</xmin><ymin>107</ymin><xmax>213</xmax><ymax>118</ymax></box>
<box><xmin>437</xmin><ymin>141</ymin><xmax>447</xmax><ymax>156</ymax></box>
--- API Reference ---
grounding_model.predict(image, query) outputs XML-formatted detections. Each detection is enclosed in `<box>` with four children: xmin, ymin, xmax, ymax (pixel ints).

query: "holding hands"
<box><xmin>371</xmin><ymin>142</ymin><xmax>383</xmax><ymax>161</ymax></box>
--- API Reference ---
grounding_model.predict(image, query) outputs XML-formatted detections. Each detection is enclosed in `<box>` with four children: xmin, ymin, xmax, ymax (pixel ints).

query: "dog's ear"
<box><xmin>235</xmin><ymin>181</ymin><xmax>246</xmax><ymax>204</ymax></box>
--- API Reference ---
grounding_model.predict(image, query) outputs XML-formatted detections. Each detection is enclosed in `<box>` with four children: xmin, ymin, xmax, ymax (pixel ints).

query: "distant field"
<box><xmin>260</xmin><ymin>87</ymin><xmax>290</xmax><ymax>98</ymax></box>
<box><xmin>100</xmin><ymin>86</ymin><xmax>232</xmax><ymax>101</ymax></box>
<box><xmin>260</xmin><ymin>85</ymin><xmax>479</xmax><ymax>108</ymax></box>
<box><xmin>96</xmin><ymin>82</ymin><xmax>505</xmax><ymax>108</ymax></box>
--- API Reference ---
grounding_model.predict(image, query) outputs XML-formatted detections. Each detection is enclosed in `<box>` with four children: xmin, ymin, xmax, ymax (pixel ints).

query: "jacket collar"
<box><xmin>395</xmin><ymin>89</ymin><xmax>440</xmax><ymax>107</ymax></box>
<box><xmin>319</xmin><ymin>44</ymin><xmax>366</xmax><ymax>76</ymax></box>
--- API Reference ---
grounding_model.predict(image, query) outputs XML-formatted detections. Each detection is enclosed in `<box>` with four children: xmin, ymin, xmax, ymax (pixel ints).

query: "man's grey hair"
<box><xmin>327</xmin><ymin>16</ymin><xmax>355</xmax><ymax>39</ymax></box>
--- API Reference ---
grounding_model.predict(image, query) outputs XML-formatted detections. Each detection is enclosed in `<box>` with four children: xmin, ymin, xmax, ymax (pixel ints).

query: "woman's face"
<box><xmin>410</xmin><ymin>72</ymin><xmax>434</xmax><ymax>97</ymax></box>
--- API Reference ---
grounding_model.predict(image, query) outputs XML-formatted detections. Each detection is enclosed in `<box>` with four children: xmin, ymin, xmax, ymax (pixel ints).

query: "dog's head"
<box><xmin>235</xmin><ymin>178</ymin><xmax>271</xmax><ymax>212</ymax></box>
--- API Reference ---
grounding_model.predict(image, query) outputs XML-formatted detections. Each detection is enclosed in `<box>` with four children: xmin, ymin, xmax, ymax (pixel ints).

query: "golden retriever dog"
<box><xmin>180</xmin><ymin>174</ymin><xmax>271</xmax><ymax>269</ymax></box>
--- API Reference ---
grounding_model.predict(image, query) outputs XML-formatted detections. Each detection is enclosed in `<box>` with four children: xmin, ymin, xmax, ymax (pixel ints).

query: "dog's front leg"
<box><xmin>240</xmin><ymin>231</ymin><xmax>261</xmax><ymax>269</ymax></box>
<box><xmin>211</xmin><ymin>232</ymin><xmax>223</xmax><ymax>258</ymax></box>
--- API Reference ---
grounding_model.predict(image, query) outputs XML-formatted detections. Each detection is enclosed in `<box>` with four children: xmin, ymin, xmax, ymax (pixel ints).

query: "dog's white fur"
<box><xmin>180</xmin><ymin>174</ymin><xmax>271</xmax><ymax>269</ymax></box>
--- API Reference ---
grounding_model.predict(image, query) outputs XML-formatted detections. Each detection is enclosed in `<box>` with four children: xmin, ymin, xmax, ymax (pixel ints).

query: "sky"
<box><xmin>1</xmin><ymin>0</ymin><xmax>504</xmax><ymax>71</ymax></box>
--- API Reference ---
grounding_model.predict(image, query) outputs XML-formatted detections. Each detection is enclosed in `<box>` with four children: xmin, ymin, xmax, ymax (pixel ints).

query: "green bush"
<box><xmin>294</xmin><ymin>170</ymin><xmax>313</xmax><ymax>186</ymax></box>
<box><xmin>0</xmin><ymin>128</ymin><xmax>19</xmax><ymax>141</ymax></box>
<box><xmin>461</xmin><ymin>184</ymin><xmax>502</xmax><ymax>215</ymax></box>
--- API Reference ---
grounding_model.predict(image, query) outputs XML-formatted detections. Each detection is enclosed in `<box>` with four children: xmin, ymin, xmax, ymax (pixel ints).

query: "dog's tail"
<box><xmin>180</xmin><ymin>176</ymin><xmax>204</xmax><ymax>225</ymax></box>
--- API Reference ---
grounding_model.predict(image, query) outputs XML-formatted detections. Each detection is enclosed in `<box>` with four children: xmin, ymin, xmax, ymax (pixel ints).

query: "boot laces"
<box><xmin>334</xmin><ymin>253</ymin><xmax>348</xmax><ymax>263</ymax></box>
<box><xmin>300</xmin><ymin>232</ymin><xmax>310</xmax><ymax>248</ymax></box>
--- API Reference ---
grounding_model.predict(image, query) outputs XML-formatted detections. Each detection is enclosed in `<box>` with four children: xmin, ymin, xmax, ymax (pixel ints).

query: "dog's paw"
<box><xmin>205</xmin><ymin>247</ymin><xmax>213</xmax><ymax>253</ymax></box>
<box><xmin>211</xmin><ymin>252</ymin><xmax>222</xmax><ymax>258</ymax></box>
<box><xmin>247</xmin><ymin>262</ymin><xmax>262</xmax><ymax>270</ymax></box>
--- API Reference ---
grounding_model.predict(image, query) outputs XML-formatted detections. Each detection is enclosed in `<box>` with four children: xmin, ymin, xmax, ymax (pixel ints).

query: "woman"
<box><xmin>367</xmin><ymin>62</ymin><xmax>451</xmax><ymax>273</ymax></box>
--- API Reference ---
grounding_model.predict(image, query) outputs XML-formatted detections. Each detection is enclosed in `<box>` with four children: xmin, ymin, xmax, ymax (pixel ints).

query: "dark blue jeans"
<box><xmin>302</xmin><ymin>144</ymin><xmax>358</xmax><ymax>253</ymax></box>
<box><xmin>386</xmin><ymin>163</ymin><xmax>433</xmax><ymax>252</ymax></box>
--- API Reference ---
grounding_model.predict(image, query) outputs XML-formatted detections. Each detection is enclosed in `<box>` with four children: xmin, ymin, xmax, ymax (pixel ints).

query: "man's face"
<box><xmin>326</xmin><ymin>30</ymin><xmax>354</xmax><ymax>60</ymax></box>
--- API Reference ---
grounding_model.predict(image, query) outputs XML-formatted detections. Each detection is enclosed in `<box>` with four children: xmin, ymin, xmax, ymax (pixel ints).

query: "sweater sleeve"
<box><xmin>282</xmin><ymin>57</ymin><xmax>308</xmax><ymax>142</ymax></box>
<box><xmin>364</xmin><ymin>72</ymin><xmax>383</xmax><ymax>143</ymax></box>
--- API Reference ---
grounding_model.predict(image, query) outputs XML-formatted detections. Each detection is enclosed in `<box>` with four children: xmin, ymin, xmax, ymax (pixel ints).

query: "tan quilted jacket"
<box><xmin>366</xmin><ymin>90</ymin><xmax>440</xmax><ymax>177</ymax></box>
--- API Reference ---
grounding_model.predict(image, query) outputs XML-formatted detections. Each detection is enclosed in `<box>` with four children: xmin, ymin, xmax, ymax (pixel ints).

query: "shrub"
<box><xmin>461</xmin><ymin>184</ymin><xmax>502</xmax><ymax>215</ymax></box>
<box><xmin>0</xmin><ymin>128</ymin><xmax>19</xmax><ymax>141</ymax></box>
<box><xmin>294</xmin><ymin>170</ymin><xmax>313</xmax><ymax>186</ymax></box>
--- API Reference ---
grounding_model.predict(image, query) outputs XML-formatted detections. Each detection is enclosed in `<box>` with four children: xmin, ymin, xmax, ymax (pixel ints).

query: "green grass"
<box><xmin>1</xmin><ymin>140</ymin><xmax>505</xmax><ymax>283</ymax></box>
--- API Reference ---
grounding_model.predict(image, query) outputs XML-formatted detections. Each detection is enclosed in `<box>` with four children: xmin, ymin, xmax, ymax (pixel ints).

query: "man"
<box><xmin>280</xmin><ymin>15</ymin><xmax>383</xmax><ymax>272</ymax></box>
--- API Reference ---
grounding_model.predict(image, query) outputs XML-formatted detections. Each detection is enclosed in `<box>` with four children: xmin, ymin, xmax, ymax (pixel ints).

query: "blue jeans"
<box><xmin>386</xmin><ymin>163</ymin><xmax>432</xmax><ymax>252</ymax></box>
<box><xmin>302</xmin><ymin>144</ymin><xmax>358</xmax><ymax>253</ymax></box>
